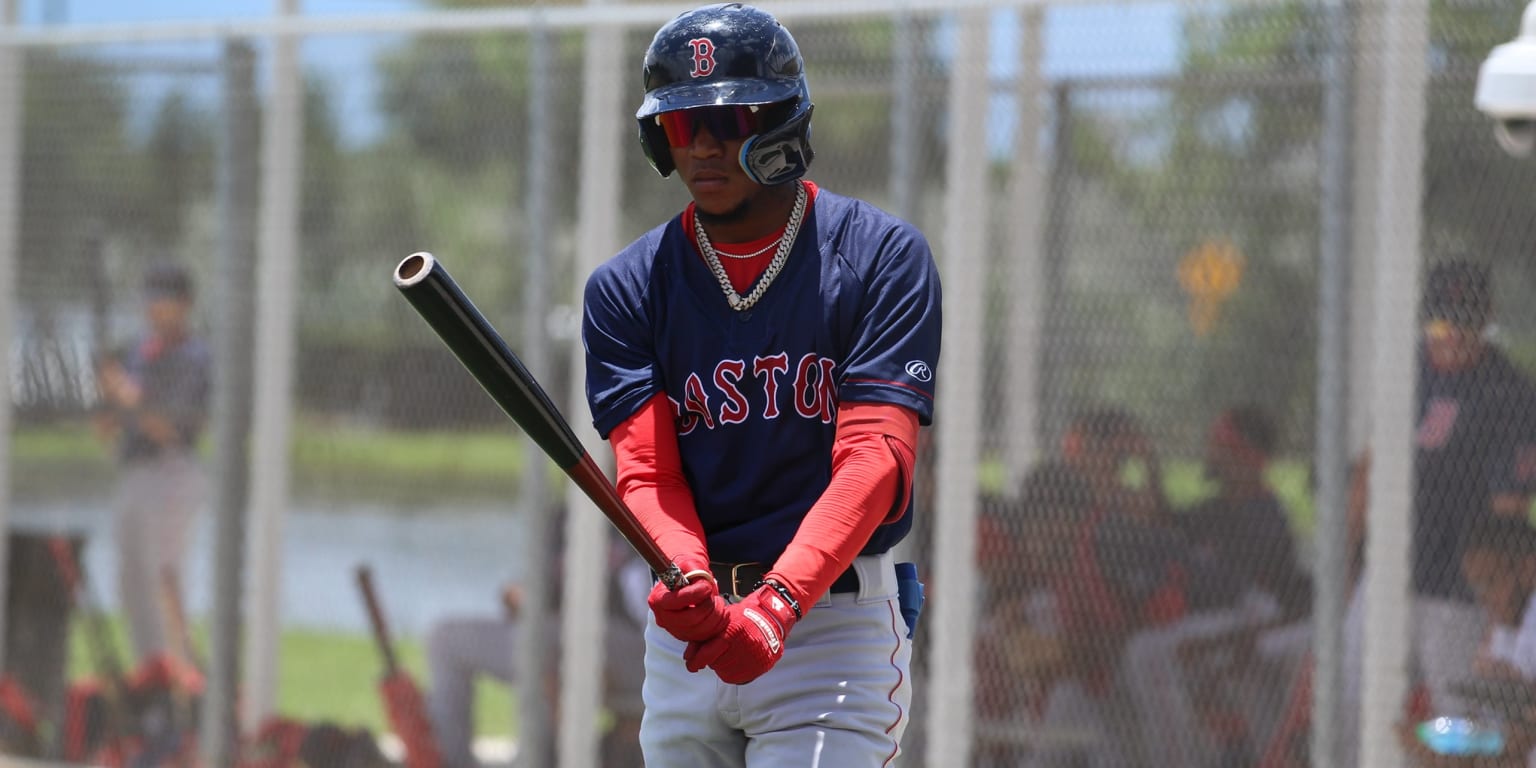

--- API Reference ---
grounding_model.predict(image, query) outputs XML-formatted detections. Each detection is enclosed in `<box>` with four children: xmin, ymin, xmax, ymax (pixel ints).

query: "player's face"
<box><xmin>665</xmin><ymin>110</ymin><xmax>761</xmax><ymax>220</ymax></box>
<box><xmin>147</xmin><ymin>296</ymin><xmax>191</xmax><ymax>338</ymax></box>
<box><xmin>1424</xmin><ymin>318</ymin><xmax>1486</xmax><ymax>373</ymax></box>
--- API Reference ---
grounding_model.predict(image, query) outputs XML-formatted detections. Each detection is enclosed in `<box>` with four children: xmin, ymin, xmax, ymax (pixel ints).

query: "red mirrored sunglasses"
<box><xmin>656</xmin><ymin>105</ymin><xmax>765</xmax><ymax>147</ymax></box>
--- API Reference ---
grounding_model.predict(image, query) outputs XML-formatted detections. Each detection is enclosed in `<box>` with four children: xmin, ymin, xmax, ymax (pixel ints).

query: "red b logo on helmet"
<box><xmin>688</xmin><ymin>38</ymin><xmax>716</xmax><ymax>78</ymax></box>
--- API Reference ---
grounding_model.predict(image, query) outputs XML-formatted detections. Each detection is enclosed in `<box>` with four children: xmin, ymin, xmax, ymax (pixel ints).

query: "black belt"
<box><xmin>709</xmin><ymin>561</ymin><xmax>859</xmax><ymax>600</ymax></box>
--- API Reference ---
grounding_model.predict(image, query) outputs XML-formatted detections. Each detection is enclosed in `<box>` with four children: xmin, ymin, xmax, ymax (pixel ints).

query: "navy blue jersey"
<box><xmin>119</xmin><ymin>335</ymin><xmax>212</xmax><ymax>464</ymax></box>
<box><xmin>583</xmin><ymin>187</ymin><xmax>941</xmax><ymax>563</ymax></box>
<box><xmin>1413</xmin><ymin>345</ymin><xmax>1536</xmax><ymax>600</ymax></box>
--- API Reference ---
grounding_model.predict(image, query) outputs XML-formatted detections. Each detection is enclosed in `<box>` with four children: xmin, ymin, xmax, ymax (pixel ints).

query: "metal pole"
<box><xmin>200</xmin><ymin>38</ymin><xmax>260</xmax><ymax>768</ymax></box>
<box><xmin>888</xmin><ymin>7</ymin><xmax>917</xmax><ymax>220</ymax></box>
<box><xmin>1347</xmin><ymin>2</ymin><xmax>1385</xmax><ymax>461</ymax></box>
<box><xmin>1358</xmin><ymin>1</ymin><xmax>1430</xmax><ymax>766</ymax></box>
<box><xmin>1310</xmin><ymin>1</ymin><xmax>1355</xmax><ymax>766</ymax></box>
<box><xmin>0</xmin><ymin>0</ymin><xmax>21</xmax><ymax>677</ymax></box>
<box><xmin>1038</xmin><ymin>84</ymin><xmax>1073</xmax><ymax>450</ymax></box>
<box><xmin>1001</xmin><ymin>7</ymin><xmax>1047</xmax><ymax>494</ymax></box>
<box><xmin>1338</xmin><ymin>12</ymin><xmax>1387</xmax><ymax>757</ymax></box>
<box><xmin>516</xmin><ymin>13</ymin><xmax>554</xmax><ymax>767</ymax></box>
<box><xmin>927</xmin><ymin>10</ymin><xmax>989</xmax><ymax>767</ymax></box>
<box><xmin>885</xmin><ymin>12</ymin><xmax>927</xmax><ymax>742</ymax></box>
<box><xmin>243</xmin><ymin>0</ymin><xmax>304</xmax><ymax>732</ymax></box>
<box><xmin>560</xmin><ymin>4</ymin><xmax>623</xmax><ymax>765</ymax></box>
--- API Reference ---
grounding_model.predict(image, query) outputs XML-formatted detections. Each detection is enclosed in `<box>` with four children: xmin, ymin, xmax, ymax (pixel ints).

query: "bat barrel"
<box><xmin>394</xmin><ymin>252</ymin><xmax>585</xmax><ymax>470</ymax></box>
<box><xmin>394</xmin><ymin>253</ymin><xmax>684</xmax><ymax>588</ymax></box>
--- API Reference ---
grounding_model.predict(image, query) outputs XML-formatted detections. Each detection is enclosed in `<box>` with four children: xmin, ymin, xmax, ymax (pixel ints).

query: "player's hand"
<box><xmin>683</xmin><ymin>583</ymin><xmax>800</xmax><ymax>685</ymax></box>
<box><xmin>501</xmin><ymin>584</ymin><xmax>524</xmax><ymax>619</ymax></box>
<box><xmin>648</xmin><ymin>555</ymin><xmax>728</xmax><ymax>642</ymax></box>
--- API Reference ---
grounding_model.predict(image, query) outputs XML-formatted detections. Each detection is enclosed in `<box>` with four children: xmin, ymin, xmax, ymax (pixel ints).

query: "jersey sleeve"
<box><xmin>583</xmin><ymin>250</ymin><xmax>662</xmax><ymax>439</ymax></box>
<box><xmin>837</xmin><ymin>221</ymin><xmax>942</xmax><ymax>425</ymax></box>
<box><xmin>1495</xmin><ymin>379</ymin><xmax>1536</xmax><ymax>497</ymax></box>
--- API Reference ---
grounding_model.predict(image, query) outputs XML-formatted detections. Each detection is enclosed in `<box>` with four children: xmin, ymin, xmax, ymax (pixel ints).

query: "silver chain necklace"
<box><xmin>713</xmin><ymin>237</ymin><xmax>782</xmax><ymax>260</ymax></box>
<box><xmin>694</xmin><ymin>182</ymin><xmax>808</xmax><ymax>312</ymax></box>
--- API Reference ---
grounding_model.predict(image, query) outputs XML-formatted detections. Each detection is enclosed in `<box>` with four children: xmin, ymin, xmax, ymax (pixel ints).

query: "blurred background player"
<box><xmin>972</xmin><ymin>461</ymin><xmax>1127</xmax><ymax>768</ymax></box>
<box><xmin>1125</xmin><ymin>404</ymin><xmax>1310</xmax><ymax>767</ymax></box>
<box><xmin>425</xmin><ymin>535</ymin><xmax>649</xmax><ymax>768</ymax></box>
<box><xmin>93</xmin><ymin>263</ymin><xmax>211</xmax><ymax>665</ymax></box>
<box><xmin>1409</xmin><ymin>262</ymin><xmax>1536</xmax><ymax>719</ymax></box>
<box><xmin>581</xmin><ymin>4</ymin><xmax>941</xmax><ymax>765</ymax></box>
<box><xmin>1338</xmin><ymin>261</ymin><xmax>1536</xmax><ymax>765</ymax></box>
<box><xmin>1396</xmin><ymin>517</ymin><xmax>1536</xmax><ymax>767</ymax></box>
<box><xmin>1005</xmin><ymin>407</ymin><xmax>1187</xmax><ymax>767</ymax></box>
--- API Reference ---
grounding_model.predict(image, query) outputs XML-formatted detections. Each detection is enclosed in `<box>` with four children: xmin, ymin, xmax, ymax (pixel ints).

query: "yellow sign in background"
<box><xmin>1178</xmin><ymin>238</ymin><xmax>1245</xmax><ymax>337</ymax></box>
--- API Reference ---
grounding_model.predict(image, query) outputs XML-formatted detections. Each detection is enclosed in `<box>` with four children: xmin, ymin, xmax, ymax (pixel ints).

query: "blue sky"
<box><xmin>18</xmin><ymin>0</ymin><xmax>414</xmax><ymax>144</ymax></box>
<box><xmin>18</xmin><ymin>1</ymin><xmax>1185</xmax><ymax>148</ymax></box>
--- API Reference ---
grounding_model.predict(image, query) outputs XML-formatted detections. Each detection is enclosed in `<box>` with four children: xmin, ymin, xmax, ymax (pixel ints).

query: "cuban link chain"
<box><xmin>694</xmin><ymin>182</ymin><xmax>808</xmax><ymax>312</ymax></box>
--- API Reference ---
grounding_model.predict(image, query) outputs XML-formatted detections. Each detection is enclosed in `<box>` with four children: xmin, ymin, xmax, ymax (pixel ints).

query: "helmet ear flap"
<box><xmin>738</xmin><ymin>104</ymin><xmax>814</xmax><ymax>186</ymax></box>
<box><xmin>639</xmin><ymin>118</ymin><xmax>675</xmax><ymax>177</ymax></box>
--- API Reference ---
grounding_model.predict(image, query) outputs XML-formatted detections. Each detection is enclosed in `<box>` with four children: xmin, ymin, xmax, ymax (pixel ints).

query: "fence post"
<box><xmin>1311</xmin><ymin>0</ymin><xmax>1356</xmax><ymax>764</ymax></box>
<box><xmin>516</xmin><ymin>11</ymin><xmax>556</xmax><ymax>767</ymax></box>
<box><xmin>927</xmin><ymin>8</ymin><xmax>989</xmax><ymax>767</ymax></box>
<box><xmin>201</xmin><ymin>37</ymin><xmax>260</xmax><ymax>768</ymax></box>
<box><xmin>1001</xmin><ymin>7</ymin><xmax>1048</xmax><ymax>495</ymax></box>
<box><xmin>560</xmin><ymin>2</ymin><xmax>625</xmax><ymax>766</ymax></box>
<box><xmin>244</xmin><ymin>0</ymin><xmax>305</xmax><ymax>732</ymax></box>
<box><xmin>0</xmin><ymin>0</ymin><xmax>21</xmax><ymax>680</ymax></box>
<box><xmin>1358</xmin><ymin>1</ymin><xmax>1431</xmax><ymax>766</ymax></box>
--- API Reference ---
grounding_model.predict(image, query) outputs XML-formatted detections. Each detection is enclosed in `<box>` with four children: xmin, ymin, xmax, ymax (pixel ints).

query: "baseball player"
<box><xmin>580</xmin><ymin>4</ymin><xmax>941</xmax><ymax>765</ymax></box>
<box><xmin>94</xmin><ymin>263</ymin><xmax>211</xmax><ymax>664</ymax></box>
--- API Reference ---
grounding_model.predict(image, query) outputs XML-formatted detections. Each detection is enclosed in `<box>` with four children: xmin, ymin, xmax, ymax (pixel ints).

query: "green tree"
<box><xmin>1038</xmin><ymin>0</ymin><xmax>1536</xmax><ymax>455</ymax></box>
<box><xmin>20</xmin><ymin>51</ymin><xmax>140</xmax><ymax>302</ymax></box>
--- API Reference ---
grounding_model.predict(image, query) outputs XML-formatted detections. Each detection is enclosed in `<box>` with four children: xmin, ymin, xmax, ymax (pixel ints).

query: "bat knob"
<box><xmin>657</xmin><ymin>564</ymin><xmax>687</xmax><ymax>591</ymax></box>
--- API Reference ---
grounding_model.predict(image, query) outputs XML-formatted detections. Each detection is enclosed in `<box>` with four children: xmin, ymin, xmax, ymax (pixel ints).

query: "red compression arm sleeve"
<box><xmin>610</xmin><ymin>393</ymin><xmax>709</xmax><ymax>565</ymax></box>
<box><xmin>767</xmin><ymin>401</ymin><xmax>919</xmax><ymax>608</ymax></box>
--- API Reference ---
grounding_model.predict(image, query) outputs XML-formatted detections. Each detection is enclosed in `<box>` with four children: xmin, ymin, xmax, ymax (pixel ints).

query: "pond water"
<box><xmin>10</xmin><ymin>498</ymin><xmax>531</xmax><ymax>637</ymax></box>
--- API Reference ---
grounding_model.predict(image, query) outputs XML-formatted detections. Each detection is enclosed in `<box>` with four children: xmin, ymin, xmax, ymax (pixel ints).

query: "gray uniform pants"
<box><xmin>1340</xmin><ymin>582</ymin><xmax>1486</xmax><ymax>765</ymax></box>
<box><xmin>112</xmin><ymin>452</ymin><xmax>205</xmax><ymax>661</ymax></box>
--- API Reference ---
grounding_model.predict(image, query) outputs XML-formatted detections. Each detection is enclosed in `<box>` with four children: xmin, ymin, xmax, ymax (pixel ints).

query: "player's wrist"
<box><xmin>670</xmin><ymin>552</ymin><xmax>715</xmax><ymax>585</ymax></box>
<box><xmin>754</xmin><ymin>579</ymin><xmax>803</xmax><ymax>621</ymax></box>
<box><xmin>762</xmin><ymin>569</ymin><xmax>813</xmax><ymax>609</ymax></box>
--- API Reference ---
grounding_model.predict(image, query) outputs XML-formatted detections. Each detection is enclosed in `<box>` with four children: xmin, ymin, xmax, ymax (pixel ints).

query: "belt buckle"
<box><xmin>729</xmin><ymin>563</ymin><xmax>759</xmax><ymax>600</ymax></box>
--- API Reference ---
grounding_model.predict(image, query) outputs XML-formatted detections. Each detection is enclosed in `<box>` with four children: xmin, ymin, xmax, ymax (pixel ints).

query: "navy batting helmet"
<box><xmin>636</xmin><ymin>3</ymin><xmax>815</xmax><ymax>185</ymax></box>
<box><xmin>1423</xmin><ymin>260</ymin><xmax>1493</xmax><ymax>328</ymax></box>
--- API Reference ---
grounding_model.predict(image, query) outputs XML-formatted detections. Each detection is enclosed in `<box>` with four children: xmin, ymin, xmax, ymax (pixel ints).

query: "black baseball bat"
<box><xmin>392</xmin><ymin>252</ymin><xmax>685</xmax><ymax>591</ymax></box>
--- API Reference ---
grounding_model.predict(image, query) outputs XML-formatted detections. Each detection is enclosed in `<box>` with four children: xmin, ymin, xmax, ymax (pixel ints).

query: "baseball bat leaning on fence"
<box><xmin>392</xmin><ymin>251</ymin><xmax>686</xmax><ymax>591</ymax></box>
<box><xmin>355</xmin><ymin>564</ymin><xmax>442</xmax><ymax>768</ymax></box>
<box><xmin>47</xmin><ymin>536</ymin><xmax>133</xmax><ymax>763</ymax></box>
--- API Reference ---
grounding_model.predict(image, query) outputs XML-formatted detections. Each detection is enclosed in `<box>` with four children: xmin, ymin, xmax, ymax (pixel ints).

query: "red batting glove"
<box><xmin>648</xmin><ymin>556</ymin><xmax>729</xmax><ymax>642</ymax></box>
<box><xmin>683</xmin><ymin>582</ymin><xmax>801</xmax><ymax>685</ymax></box>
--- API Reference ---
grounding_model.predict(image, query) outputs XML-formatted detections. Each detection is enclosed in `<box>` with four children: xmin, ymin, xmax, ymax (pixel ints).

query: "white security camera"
<box><xmin>1476</xmin><ymin>1</ymin><xmax>1536</xmax><ymax>157</ymax></box>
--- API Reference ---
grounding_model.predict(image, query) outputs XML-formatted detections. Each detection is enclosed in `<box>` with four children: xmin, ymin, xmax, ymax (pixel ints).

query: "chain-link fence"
<box><xmin>3</xmin><ymin>0</ymin><xmax>1536</xmax><ymax>766</ymax></box>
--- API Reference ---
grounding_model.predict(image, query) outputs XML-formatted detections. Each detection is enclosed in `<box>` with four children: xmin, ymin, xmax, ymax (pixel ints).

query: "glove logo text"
<box><xmin>743</xmin><ymin>608</ymin><xmax>781</xmax><ymax>654</ymax></box>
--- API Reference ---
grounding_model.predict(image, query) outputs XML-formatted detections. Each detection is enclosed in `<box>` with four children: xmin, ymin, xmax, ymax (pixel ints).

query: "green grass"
<box><xmin>276</xmin><ymin>627</ymin><xmax>515</xmax><ymax>736</ymax></box>
<box><xmin>8</xmin><ymin>426</ymin><xmax>113</xmax><ymax>498</ymax></box>
<box><xmin>979</xmin><ymin>454</ymin><xmax>1317</xmax><ymax>537</ymax></box>
<box><xmin>66</xmin><ymin>617</ymin><xmax>514</xmax><ymax>737</ymax></box>
<box><xmin>9</xmin><ymin>420</ymin><xmax>548</xmax><ymax>505</ymax></box>
<box><xmin>289</xmin><ymin>423</ymin><xmax>534</xmax><ymax>504</ymax></box>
